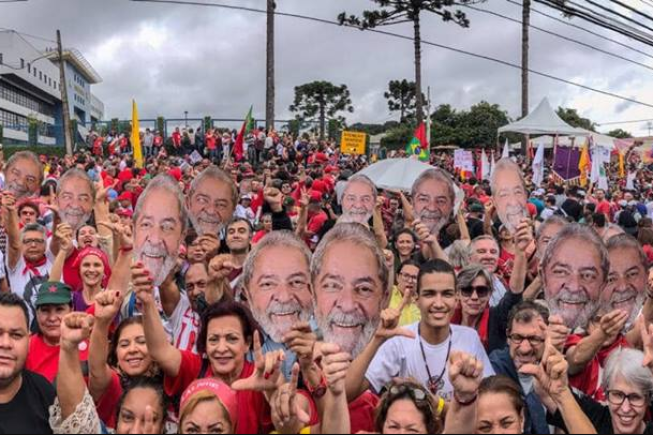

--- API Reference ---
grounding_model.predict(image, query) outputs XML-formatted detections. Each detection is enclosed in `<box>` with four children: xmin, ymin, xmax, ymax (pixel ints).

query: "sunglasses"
<box><xmin>459</xmin><ymin>285</ymin><xmax>492</xmax><ymax>299</ymax></box>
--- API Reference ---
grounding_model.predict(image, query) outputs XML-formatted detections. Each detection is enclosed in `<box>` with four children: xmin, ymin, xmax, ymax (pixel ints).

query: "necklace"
<box><xmin>418</xmin><ymin>325</ymin><xmax>452</xmax><ymax>396</ymax></box>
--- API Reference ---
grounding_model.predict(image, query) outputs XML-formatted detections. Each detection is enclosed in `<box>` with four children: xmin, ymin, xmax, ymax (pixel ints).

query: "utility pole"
<box><xmin>426</xmin><ymin>86</ymin><xmax>432</xmax><ymax>147</ymax></box>
<box><xmin>57</xmin><ymin>30</ymin><xmax>73</xmax><ymax>156</ymax></box>
<box><xmin>266</xmin><ymin>0</ymin><xmax>276</xmax><ymax>132</ymax></box>
<box><xmin>521</xmin><ymin>0</ymin><xmax>531</xmax><ymax>158</ymax></box>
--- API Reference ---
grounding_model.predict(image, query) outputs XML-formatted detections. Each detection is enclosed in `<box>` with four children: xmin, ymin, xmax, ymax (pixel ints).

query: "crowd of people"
<box><xmin>1</xmin><ymin>128</ymin><xmax>653</xmax><ymax>435</ymax></box>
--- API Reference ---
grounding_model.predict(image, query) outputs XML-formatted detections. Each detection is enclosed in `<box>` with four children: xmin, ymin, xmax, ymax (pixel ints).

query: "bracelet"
<box><xmin>454</xmin><ymin>392</ymin><xmax>478</xmax><ymax>407</ymax></box>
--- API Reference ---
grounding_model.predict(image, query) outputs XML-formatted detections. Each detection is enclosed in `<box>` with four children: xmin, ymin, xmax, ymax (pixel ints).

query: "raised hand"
<box><xmin>95</xmin><ymin>179</ymin><xmax>118</xmax><ymax>203</ymax></box>
<box><xmin>55</xmin><ymin>223</ymin><xmax>75</xmax><ymax>254</ymax></box>
<box><xmin>413</xmin><ymin>219</ymin><xmax>435</xmax><ymax>244</ymax></box>
<box><xmin>131</xmin><ymin>262</ymin><xmax>155</xmax><ymax>306</ymax></box>
<box><xmin>270</xmin><ymin>363</ymin><xmax>311</xmax><ymax>432</ymax></box>
<box><xmin>299</xmin><ymin>187</ymin><xmax>310</xmax><ymax>209</ymax></box>
<box><xmin>208</xmin><ymin>254</ymin><xmax>235</xmax><ymax>285</ymax></box>
<box><xmin>599</xmin><ymin>310</ymin><xmax>629</xmax><ymax>340</ymax></box>
<box><xmin>61</xmin><ymin>312</ymin><xmax>94</xmax><ymax>353</ymax></box>
<box><xmin>198</xmin><ymin>234</ymin><xmax>221</xmax><ymax>258</ymax></box>
<box><xmin>514</xmin><ymin>218</ymin><xmax>534</xmax><ymax>252</ymax></box>
<box><xmin>264</xmin><ymin>186</ymin><xmax>284</xmax><ymax>212</ymax></box>
<box><xmin>98</xmin><ymin>221</ymin><xmax>133</xmax><ymax>249</ymax></box>
<box><xmin>1</xmin><ymin>191</ymin><xmax>16</xmax><ymax>212</ymax></box>
<box><xmin>282</xmin><ymin>322</ymin><xmax>317</xmax><ymax>370</ymax></box>
<box><xmin>547</xmin><ymin>315</ymin><xmax>570</xmax><ymax>353</ymax></box>
<box><xmin>383</xmin><ymin>249</ymin><xmax>395</xmax><ymax>272</ymax></box>
<box><xmin>321</xmin><ymin>343</ymin><xmax>352</xmax><ymax>396</ymax></box>
<box><xmin>449</xmin><ymin>351</ymin><xmax>484</xmax><ymax>403</ymax></box>
<box><xmin>375</xmin><ymin>289</ymin><xmax>416</xmax><ymax>341</ymax></box>
<box><xmin>376</xmin><ymin>196</ymin><xmax>385</xmax><ymax>211</ymax></box>
<box><xmin>94</xmin><ymin>291</ymin><xmax>124</xmax><ymax>325</ymax></box>
<box><xmin>639</xmin><ymin>318</ymin><xmax>653</xmax><ymax>370</ymax></box>
<box><xmin>520</xmin><ymin>322</ymin><xmax>570</xmax><ymax>404</ymax></box>
<box><xmin>232</xmin><ymin>331</ymin><xmax>285</xmax><ymax>392</ymax></box>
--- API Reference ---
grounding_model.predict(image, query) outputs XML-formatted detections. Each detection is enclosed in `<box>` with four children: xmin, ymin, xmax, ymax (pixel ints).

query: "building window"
<box><xmin>39</xmin><ymin>71</ymin><xmax>42</xmax><ymax>80</ymax></box>
<box><xmin>27</xmin><ymin>63</ymin><xmax>31</xmax><ymax>73</ymax></box>
<box><xmin>20</xmin><ymin>59</ymin><xmax>24</xmax><ymax>69</ymax></box>
<box><xmin>0</xmin><ymin>53</ymin><xmax>3</xmax><ymax>65</ymax></box>
<box><xmin>0</xmin><ymin>81</ymin><xmax>55</xmax><ymax>117</ymax></box>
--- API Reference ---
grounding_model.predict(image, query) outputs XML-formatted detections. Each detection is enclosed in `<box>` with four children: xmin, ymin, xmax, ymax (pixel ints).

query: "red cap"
<box><xmin>118</xmin><ymin>192</ymin><xmax>133</xmax><ymax>203</ymax></box>
<box><xmin>310</xmin><ymin>191</ymin><xmax>323</xmax><ymax>202</ymax></box>
<box><xmin>116</xmin><ymin>208</ymin><xmax>133</xmax><ymax>218</ymax></box>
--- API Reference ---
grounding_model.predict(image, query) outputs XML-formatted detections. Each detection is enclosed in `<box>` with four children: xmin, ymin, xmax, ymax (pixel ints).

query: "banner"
<box><xmin>553</xmin><ymin>146</ymin><xmax>581</xmax><ymax>181</ymax></box>
<box><xmin>454</xmin><ymin>149</ymin><xmax>475</xmax><ymax>175</ymax></box>
<box><xmin>340</xmin><ymin>131</ymin><xmax>367</xmax><ymax>155</ymax></box>
<box><xmin>132</xmin><ymin>100</ymin><xmax>143</xmax><ymax>169</ymax></box>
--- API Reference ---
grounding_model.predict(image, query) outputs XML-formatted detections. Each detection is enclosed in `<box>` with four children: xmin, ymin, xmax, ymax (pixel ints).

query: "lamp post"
<box><xmin>184</xmin><ymin>111</ymin><xmax>188</xmax><ymax>128</ymax></box>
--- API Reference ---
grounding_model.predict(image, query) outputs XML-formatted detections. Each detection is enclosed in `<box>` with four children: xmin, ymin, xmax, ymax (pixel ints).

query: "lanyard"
<box><xmin>418</xmin><ymin>325</ymin><xmax>452</xmax><ymax>396</ymax></box>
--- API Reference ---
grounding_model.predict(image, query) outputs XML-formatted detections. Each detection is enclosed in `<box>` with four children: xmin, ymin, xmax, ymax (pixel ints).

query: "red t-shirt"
<box><xmin>172</xmin><ymin>132</ymin><xmax>182</xmax><ymax>147</ymax></box>
<box><xmin>154</xmin><ymin>136</ymin><xmax>163</xmax><ymax>147</ymax></box>
<box><xmin>63</xmin><ymin>248</ymin><xmax>82</xmax><ymax>292</ymax></box>
<box><xmin>307</xmin><ymin>211</ymin><xmax>328</xmax><ymax>236</ymax></box>
<box><xmin>565</xmin><ymin>334</ymin><xmax>630</xmax><ymax>401</ymax></box>
<box><xmin>252</xmin><ymin>230</ymin><xmax>269</xmax><ymax>244</ymax></box>
<box><xmin>349</xmin><ymin>391</ymin><xmax>379</xmax><ymax>434</ymax></box>
<box><xmin>206</xmin><ymin>135</ymin><xmax>217</xmax><ymax>150</ymax></box>
<box><xmin>596</xmin><ymin>200</ymin><xmax>612</xmax><ymax>222</ymax></box>
<box><xmin>96</xmin><ymin>370</ymin><xmax>123</xmax><ymax>429</ymax></box>
<box><xmin>311</xmin><ymin>180</ymin><xmax>328</xmax><ymax>195</ymax></box>
<box><xmin>26</xmin><ymin>334</ymin><xmax>89</xmax><ymax>383</ymax></box>
<box><xmin>164</xmin><ymin>352</ymin><xmax>273</xmax><ymax>434</ymax></box>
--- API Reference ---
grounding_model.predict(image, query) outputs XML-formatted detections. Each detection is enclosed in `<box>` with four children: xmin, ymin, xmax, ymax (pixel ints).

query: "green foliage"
<box><xmin>111</xmin><ymin>118</ymin><xmax>119</xmax><ymax>133</ymax></box>
<box><xmin>431</xmin><ymin>101</ymin><xmax>510</xmax><ymax>148</ymax></box>
<box><xmin>5</xmin><ymin>145</ymin><xmax>66</xmax><ymax>158</ymax></box>
<box><xmin>204</xmin><ymin>116</ymin><xmax>213</xmax><ymax>132</ymax></box>
<box><xmin>384</xmin><ymin>79</ymin><xmax>425</xmax><ymax>123</ymax></box>
<box><xmin>606</xmin><ymin>128</ymin><xmax>632</xmax><ymax>139</ymax></box>
<box><xmin>27</xmin><ymin>115</ymin><xmax>39</xmax><ymax>146</ymax></box>
<box><xmin>0</xmin><ymin>124</ymin><xmax>3</xmax><ymax>142</ymax></box>
<box><xmin>338</xmin><ymin>0</ymin><xmax>475</xmax><ymax>29</ymax></box>
<box><xmin>118</xmin><ymin>121</ymin><xmax>131</xmax><ymax>135</ymax></box>
<box><xmin>556</xmin><ymin>107</ymin><xmax>596</xmax><ymax>132</ymax></box>
<box><xmin>380</xmin><ymin>124</ymin><xmax>413</xmax><ymax>150</ymax></box>
<box><xmin>289</xmin><ymin>81</ymin><xmax>354</xmax><ymax>139</ymax></box>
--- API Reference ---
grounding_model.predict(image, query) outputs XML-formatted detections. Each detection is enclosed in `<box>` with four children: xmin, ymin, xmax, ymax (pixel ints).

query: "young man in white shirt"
<box><xmin>346</xmin><ymin>259</ymin><xmax>494</xmax><ymax>402</ymax></box>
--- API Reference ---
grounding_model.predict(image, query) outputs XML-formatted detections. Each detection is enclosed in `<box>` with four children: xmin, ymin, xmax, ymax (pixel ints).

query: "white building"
<box><xmin>0</xmin><ymin>30</ymin><xmax>105</xmax><ymax>147</ymax></box>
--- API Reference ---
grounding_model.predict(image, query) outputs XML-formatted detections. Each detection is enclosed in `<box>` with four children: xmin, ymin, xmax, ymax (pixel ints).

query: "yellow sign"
<box><xmin>340</xmin><ymin>131</ymin><xmax>367</xmax><ymax>155</ymax></box>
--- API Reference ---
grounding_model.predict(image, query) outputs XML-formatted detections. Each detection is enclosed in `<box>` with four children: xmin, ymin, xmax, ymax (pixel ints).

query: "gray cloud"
<box><xmin>2</xmin><ymin>0</ymin><xmax>653</xmax><ymax>135</ymax></box>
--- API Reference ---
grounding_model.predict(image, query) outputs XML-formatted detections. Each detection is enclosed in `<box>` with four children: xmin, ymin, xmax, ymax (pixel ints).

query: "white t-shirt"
<box><xmin>366</xmin><ymin>323</ymin><xmax>494</xmax><ymax>401</ymax></box>
<box><xmin>6</xmin><ymin>250</ymin><xmax>55</xmax><ymax>324</ymax></box>
<box><xmin>165</xmin><ymin>294</ymin><xmax>200</xmax><ymax>354</ymax></box>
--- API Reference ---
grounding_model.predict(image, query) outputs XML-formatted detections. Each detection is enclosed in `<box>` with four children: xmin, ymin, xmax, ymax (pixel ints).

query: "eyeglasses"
<box><xmin>508</xmin><ymin>334</ymin><xmax>546</xmax><ymax>347</ymax></box>
<box><xmin>459</xmin><ymin>285</ymin><xmax>491</xmax><ymax>299</ymax></box>
<box><xmin>606</xmin><ymin>390</ymin><xmax>649</xmax><ymax>408</ymax></box>
<box><xmin>23</xmin><ymin>238</ymin><xmax>45</xmax><ymax>246</ymax></box>
<box><xmin>400</xmin><ymin>273</ymin><xmax>418</xmax><ymax>283</ymax></box>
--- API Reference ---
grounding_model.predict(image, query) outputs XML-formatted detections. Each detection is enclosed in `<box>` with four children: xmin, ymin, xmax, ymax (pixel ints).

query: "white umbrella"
<box><xmin>357</xmin><ymin>158</ymin><xmax>434</xmax><ymax>192</ymax></box>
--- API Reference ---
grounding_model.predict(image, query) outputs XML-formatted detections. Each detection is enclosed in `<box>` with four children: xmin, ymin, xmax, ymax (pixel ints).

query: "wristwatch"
<box><xmin>306</xmin><ymin>374</ymin><xmax>328</xmax><ymax>399</ymax></box>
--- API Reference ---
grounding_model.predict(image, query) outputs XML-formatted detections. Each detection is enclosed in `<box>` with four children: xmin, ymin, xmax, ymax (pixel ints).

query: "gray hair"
<box><xmin>189</xmin><ymin>166</ymin><xmax>238</xmax><ymax>208</ymax></box>
<box><xmin>602</xmin><ymin>349</ymin><xmax>653</xmax><ymax>396</ymax></box>
<box><xmin>470</xmin><ymin>235</ymin><xmax>500</xmax><ymax>251</ymax></box>
<box><xmin>57</xmin><ymin>168</ymin><xmax>96</xmax><ymax>203</ymax></box>
<box><xmin>411</xmin><ymin>168</ymin><xmax>456</xmax><ymax>205</ymax></box>
<box><xmin>339</xmin><ymin>174</ymin><xmax>378</xmax><ymax>204</ymax></box>
<box><xmin>241</xmin><ymin>231</ymin><xmax>312</xmax><ymax>293</ymax></box>
<box><xmin>448</xmin><ymin>241</ymin><xmax>471</xmax><ymax>269</ymax></box>
<box><xmin>541</xmin><ymin>223</ymin><xmax>609</xmax><ymax>283</ymax></box>
<box><xmin>20</xmin><ymin>223</ymin><xmax>47</xmax><ymax>242</ymax></box>
<box><xmin>5</xmin><ymin>151</ymin><xmax>44</xmax><ymax>186</ymax></box>
<box><xmin>134</xmin><ymin>174</ymin><xmax>189</xmax><ymax>233</ymax></box>
<box><xmin>456</xmin><ymin>264</ymin><xmax>495</xmax><ymax>294</ymax></box>
<box><xmin>606</xmin><ymin>234</ymin><xmax>648</xmax><ymax>270</ymax></box>
<box><xmin>490</xmin><ymin>158</ymin><xmax>526</xmax><ymax>194</ymax></box>
<box><xmin>311</xmin><ymin>223</ymin><xmax>389</xmax><ymax>294</ymax></box>
<box><xmin>536</xmin><ymin>215</ymin><xmax>568</xmax><ymax>241</ymax></box>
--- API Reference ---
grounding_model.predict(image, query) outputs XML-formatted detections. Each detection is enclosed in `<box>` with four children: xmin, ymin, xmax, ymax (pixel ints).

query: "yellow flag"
<box><xmin>132</xmin><ymin>100</ymin><xmax>143</xmax><ymax>169</ymax></box>
<box><xmin>619</xmin><ymin>151</ymin><xmax>626</xmax><ymax>178</ymax></box>
<box><xmin>578</xmin><ymin>141</ymin><xmax>590</xmax><ymax>188</ymax></box>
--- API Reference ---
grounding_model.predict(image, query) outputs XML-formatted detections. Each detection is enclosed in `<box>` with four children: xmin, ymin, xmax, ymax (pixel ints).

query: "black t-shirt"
<box><xmin>0</xmin><ymin>371</ymin><xmax>55</xmax><ymax>434</ymax></box>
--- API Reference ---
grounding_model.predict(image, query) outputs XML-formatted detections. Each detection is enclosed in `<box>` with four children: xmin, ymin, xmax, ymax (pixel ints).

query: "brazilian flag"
<box><xmin>406</xmin><ymin>122</ymin><xmax>429</xmax><ymax>162</ymax></box>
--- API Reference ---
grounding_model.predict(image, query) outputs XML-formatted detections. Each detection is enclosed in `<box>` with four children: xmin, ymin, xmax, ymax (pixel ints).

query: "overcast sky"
<box><xmin>3</xmin><ymin>0</ymin><xmax>653</xmax><ymax>135</ymax></box>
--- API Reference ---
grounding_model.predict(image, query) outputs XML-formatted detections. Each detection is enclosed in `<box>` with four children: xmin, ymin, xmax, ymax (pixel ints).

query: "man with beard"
<box><xmin>411</xmin><ymin>168</ymin><xmax>457</xmax><ymax>248</ymax></box>
<box><xmin>240</xmin><ymin>231</ymin><xmax>316</xmax><ymax>380</ymax></box>
<box><xmin>490</xmin><ymin>302</ymin><xmax>553</xmax><ymax>434</ymax></box>
<box><xmin>2</xmin><ymin>151</ymin><xmax>43</xmax><ymax>200</ymax></box>
<box><xmin>491</xmin><ymin>159</ymin><xmax>529</xmax><ymax>235</ymax></box>
<box><xmin>562</xmin><ymin>234</ymin><xmax>653</xmax><ymax>398</ymax></box>
<box><xmin>312</xmin><ymin>223</ymin><xmax>389</xmax><ymax>360</ymax></box>
<box><xmin>541</xmin><ymin>223</ymin><xmax>609</xmax><ymax>332</ymax></box>
<box><xmin>187</xmin><ymin>166</ymin><xmax>238</xmax><ymax>236</ymax></box>
<box><xmin>55</xmin><ymin>169</ymin><xmax>95</xmax><ymax>232</ymax></box>
<box><xmin>0</xmin><ymin>293</ymin><xmax>55</xmax><ymax>433</ymax></box>
<box><xmin>133</xmin><ymin>174</ymin><xmax>187</xmax><ymax>287</ymax></box>
<box><xmin>339</xmin><ymin>175</ymin><xmax>376</xmax><ymax>225</ymax></box>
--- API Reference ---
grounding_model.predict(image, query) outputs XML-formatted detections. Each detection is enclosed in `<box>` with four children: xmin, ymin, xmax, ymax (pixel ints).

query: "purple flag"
<box><xmin>553</xmin><ymin>146</ymin><xmax>581</xmax><ymax>181</ymax></box>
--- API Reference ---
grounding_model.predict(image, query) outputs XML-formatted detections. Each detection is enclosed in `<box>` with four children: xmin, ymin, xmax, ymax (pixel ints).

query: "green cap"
<box><xmin>35</xmin><ymin>282</ymin><xmax>72</xmax><ymax>307</ymax></box>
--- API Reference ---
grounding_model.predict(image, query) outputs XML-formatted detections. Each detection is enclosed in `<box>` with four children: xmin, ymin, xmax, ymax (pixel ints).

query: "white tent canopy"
<box><xmin>498</xmin><ymin>98</ymin><xmax>590</xmax><ymax>136</ymax></box>
<box><xmin>509</xmin><ymin>130</ymin><xmax>616</xmax><ymax>151</ymax></box>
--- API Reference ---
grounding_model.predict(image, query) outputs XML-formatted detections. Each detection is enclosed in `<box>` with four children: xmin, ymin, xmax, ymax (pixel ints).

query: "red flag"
<box><xmin>233</xmin><ymin>106</ymin><xmax>253</xmax><ymax>162</ymax></box>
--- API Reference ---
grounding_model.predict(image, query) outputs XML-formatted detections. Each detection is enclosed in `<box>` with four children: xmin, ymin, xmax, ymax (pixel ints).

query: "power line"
<box><xmin>130</xmin><ymin>0</ymin><xmax>653</xmax><ymax>110</ymax></box>
<box><xmin>0</xmin><ymin>28</ymin><xmax>56</xmax><ymax>44</ymax></box>
<box><xmin>505</xmin><ymin>0</ymin><xmax>653</xmax><ymax>61</ymax></box>
<box><xmin>462</xmin><ymin>3</ymin><xmax>653</xmax><ymax>74</ymax></box>
<box><xmin>581</xmin><ymin>0</ymin><xmax>653</xmax><ymax>33</ymax></box>
<box><xmin>564</xmin><ymin>0</ymin><xmax>653</xmax><ymax>38</ymax></box>
<box><xmin>606</xmin><ymin>0</ymin><xmax>653</xmax><ymax>23</ymax></box>
<box><xmin>533</xmin><ymin>0</ymin><xmax>653</xmax><ymax>47</ymax></box>
<box><xmin>596</xmin><ymin>118</ymin><xmax>653</xmax><ymax>126</ymax></box>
